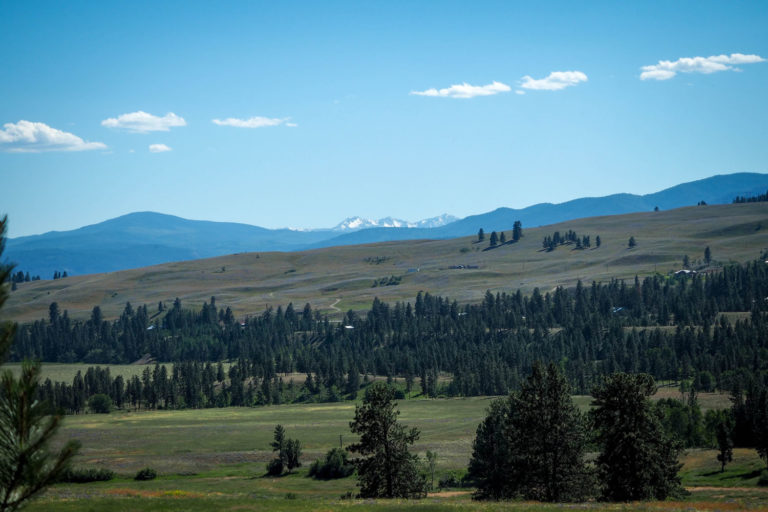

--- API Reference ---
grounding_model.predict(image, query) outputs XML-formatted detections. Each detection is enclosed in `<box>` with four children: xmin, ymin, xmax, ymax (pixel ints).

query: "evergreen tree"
<box><xmin>284</xmin><ymin>438</ymin><xmax>302</xmax><ymax>473</ymax></box>
<box><xmin>271</xmin><ymin>424</ymin><xmax>286</xmax><ymax>458</ymax></box>
<box><xmin>507</xmin><ymin>363</ymin><xmax>591</xmax><ymax>501</ymax></box>
<box><xmin>628</xmin><ymin>236</ymin><xmax>637</xmax><ymax>248</ymax></box>
<box><xmin>348</xmin><ymin>383</ymin><xmax>426</xmax><ymax>498</ymax></box>
<box><xmin>499</xmin><ymin>232</ymin><xmax>506</xmax><ymax>244</ymax></box>
<box><xmin>512</xmin><ymin>221</ymin><xmax>523</xmax><ymax>242</ymax></box>
<box><xmin>0</xmin><ymin>216</ymin><xmax>79</xmax><ymax>512</ymax></box>
<box><xmin>469</xmin><ymin>363</ymin><xmax>591</xmax><ymax>502</ymax></box>
<box><xmin>591</xmin><ymin>373</ymin><xmax>683</xmax><ymax>501</ymax></box>
<box><xmin>704</xmin><ymin>246</ymin><xmax>712</xmax><ymax>265</ymax></box>
<box><xmin>477</xmin><ymin>229</ymin><xmax>485</xmax><ymax>242</ymax></box>
<box><xmin>489</xmin><ymin>232</ymin><xmax>498</xmax><ymax>247</ymax></box>
<box><xmin>596</xmin><ymin>235</ymin><xmax>601</xmax><ymax>248</ymax></box>
<box><xmin>716</xmin><ymin>420</ymin><xmax>733</xmax><ymax>472</ymax></box>
<box><xmin>468</xmin><ymin>397</ymin><xmax>513</xmax><ymax>500</ymax></box>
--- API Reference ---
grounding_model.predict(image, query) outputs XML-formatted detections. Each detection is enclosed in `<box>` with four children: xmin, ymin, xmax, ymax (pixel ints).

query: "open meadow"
<box><xmin>20</xmin><ymin>397</ymin><xmax>768</xmax><ymax>512</ymax></box>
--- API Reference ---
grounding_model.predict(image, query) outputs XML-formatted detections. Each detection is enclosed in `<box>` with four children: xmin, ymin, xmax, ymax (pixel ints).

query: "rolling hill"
<box><xmin>6</xmin><ymin>202</ymin><xmax>768</xmax><ymax>323</ymax></box>
<box><xmin>6</xmin><ymin>172</ymin><xmax>768</xmax><ymax>278</ymax></box>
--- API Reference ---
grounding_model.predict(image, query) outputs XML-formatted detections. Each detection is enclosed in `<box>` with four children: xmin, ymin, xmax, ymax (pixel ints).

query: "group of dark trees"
<box><xmin>469</xmin><ymin>365</ymin><xmax>683</xmax><ymax>502</ymax></box>
<box><xmin>733</xmin><ymin>190</ymin><xmax>768</xmax><ymax>203</ymax></box>
<box><xmin>266</xmin><ymin>424</ymin><xmax>302</xmax><ymax>476</ymax></box>
<box><xmin>478</xmin><ymin>221</ymin><xmax>523</xmax><ymax>247</ymax></box>
<box><xmin>542</xmin><ymin>230</ymin><xmax>600</xmax><ymax>252</ymax></box>
<box><xmin>11</xmin><ymin>256</ymin><xmax>768</xmax><ymax>404</ymax></box>
<box><xmin>7</xmin><ymin>271</ymin><xmax>41</xmax><ymax>284</ymax></box>
<box><xmin>35</xmin><ymin>359</ymin><xmax>364</xmax><ymax>414</ymax></box>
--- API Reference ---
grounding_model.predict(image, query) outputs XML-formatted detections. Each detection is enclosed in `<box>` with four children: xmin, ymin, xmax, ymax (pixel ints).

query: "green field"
<box><xmin>21</xmin><ymin>398</ymin><xmax>768</xmax><ymax>511</ymax></box>
<box><xmin>6</xmin><ymin>203</ymin><xmax>768</xmax><ymax>323</ymax></box>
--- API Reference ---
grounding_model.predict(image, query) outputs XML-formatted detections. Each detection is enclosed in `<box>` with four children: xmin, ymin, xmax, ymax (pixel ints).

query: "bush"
<box><xmin>438</xmin><ymin>472</ymin><xmax>462</xmax><ymax>489</ymax></box>
<box><xmin>58</xmin><ymin>467</ymin><xmax>115</xmax><ymax>483</ymax></box>
<box><xmin>308</xmin><ymin>448</ymin><xmax>354</xmax><ymax>480</ymax></box>
<box><xmin>266</xmin><ymin>458</ymin><xmax>284</xmax><ymax>476</ymax></box>
<box><xmin>134</xmin><ymin>467</ymin><xmax>157</xmax><ymax>481</ymax></box>
<box><xmin>758</xmin><ymin>470</ymin><xmax>768</xmax><ymax>487</ymax></box>
<box><xmin>87</xmin><ymin>393</ymin><xmax>113</xmax><ymax>414</ymax></box>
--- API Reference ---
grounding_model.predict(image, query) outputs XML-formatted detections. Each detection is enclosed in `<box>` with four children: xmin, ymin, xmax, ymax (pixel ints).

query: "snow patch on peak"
<box><xmin>331</xmin><ymin>214</ymin><xmax>457</xmax><ymax>231</ymax></box>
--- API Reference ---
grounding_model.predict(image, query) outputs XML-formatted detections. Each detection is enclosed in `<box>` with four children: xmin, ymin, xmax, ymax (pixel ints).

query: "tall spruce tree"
<box><xmin>591</xmin><ymin>373</ymin><xmax>683</xmax><ymax>501</ymax></box>
<box><xmin>512</xmin><ymin>221</ymin><xmax>523</xmax><ymax>242</ymax></box>
<box><xmin>716</xmin><ymin>420</ymin><xmax>733</xmax><ymax>472</ymax></box>
<box><xmin>468</xmin><ymin>397</ymin><xmax>513</xmax><ymax>499</ymax></box>
<box><xmin>348</xmin><ymin>383</ymin><xmax>426</xmax><ymax>498</ymax></box>
<box><xmin>507</xmin><ymin>363</ymin><xmax>591</xmax><ymax>502</ymax></box>
<box><xmin>468</xmin><ymin>363</ymin><xmax>591</xmax><ymax>502</ymax></box>
<box><xmin>0</xmin><ymin>216</ymin><xmax>79</xmax><ymax>512</ymax></box>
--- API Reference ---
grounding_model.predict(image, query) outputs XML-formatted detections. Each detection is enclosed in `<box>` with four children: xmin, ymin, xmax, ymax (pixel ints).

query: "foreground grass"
<box><xmin>27</xmin><ymin>399</ymin><xmax>768</xmax><ymax>511</ymax></box>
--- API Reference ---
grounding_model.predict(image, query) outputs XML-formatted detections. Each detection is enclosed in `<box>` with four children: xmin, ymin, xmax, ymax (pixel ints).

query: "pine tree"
<box><xmin>508</xmin><ymin>363</ymin><xmax>591</xmax><ymax>501</ymax></box>
<box><xmin>468</xmin><ymin>398</ymin><xmax>513</xmax><ymax>499</ymax></box>
<box><xmin>716</xmin><ymin>420</ymin><xmax>733</xmax><ymax>472</ymax></box>
<box><xmin>348</xmin><ymin>383</ymin><xmax>426</xmax><ymax>498</ymax></box>
<box><xmin>512</xmin><ymin>221</ymin><xmax>523</xmax><ymax>242</ymax></box>
<box><xmin>489</xmin><ymin>231</ymin><xmax>498</xmax><ymax>247</ymax></box>
<box><xmin>591</xmin><ymin>373</ymin><xmax>683</xmax><ymax>501</ymax></box>
<box><xmin>0</xmin><ymin>216</ymin><xmax>80</xmax><ymax>512</ymax></box>
<box><xmin>478</xmin><ymin>229</ymin><xmax>485</xmax><ymax>242</ymax></box>
<box><xmin>628</xmin><ymin>236</ymin><xmax>637</xmax><ymax>248</ymax></box>
<box><xmin>469</xmin><ymin>363</ymin><xmax>591</xmax><ymax>502</ymax></box>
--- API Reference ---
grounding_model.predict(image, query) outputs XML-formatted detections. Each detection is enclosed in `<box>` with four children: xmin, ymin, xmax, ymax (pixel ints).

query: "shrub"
<box><xmin>87</xmin><ymin>393</ymin><xmax>112</xmax><ymax>414</ymax></box>
<box><xmin>438</xmin><ymin>472</ymin><xmax>462</xmax><ymax>489</ymax></box>
<box><xmin>758</xmin><ymin>470</ymin><xmax>768</xmax><ymax>487</ymax></box>
<box><xmin>266</xmin><ymin>458</ymin><xmax>284</xmax><ymax>476</ymax></box>
<box><xmin>134</xmin><ymin>467</ymin><xmax>157</xmax><ymax>481</ymax></box>
<box><xmin>58</xmin><ymin>467</ymin><xmax>115</xmax><ymax>483</ymax></box>
<box><xmin>308</xmin><ymin>448</ymin><xmax>354</xmax><ymax>480</ymax></box>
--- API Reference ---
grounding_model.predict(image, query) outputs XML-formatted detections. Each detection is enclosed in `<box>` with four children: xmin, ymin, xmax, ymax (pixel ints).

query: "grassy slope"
<box><xmin>27</xmin><ymin>399</ymin><xmax>768</xmax><ymax>511</ymax></box>
<box><xmin>6</xmin><ymin>203</ymin><xmax>768</xmax><ymax>323</ymax></box>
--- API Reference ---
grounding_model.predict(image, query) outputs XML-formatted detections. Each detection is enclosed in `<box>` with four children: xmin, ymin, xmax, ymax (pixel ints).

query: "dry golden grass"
<box><xmin>6</xmin><ymin>203</ymin><xmax>768</xmax><ymax>323</ymax></box>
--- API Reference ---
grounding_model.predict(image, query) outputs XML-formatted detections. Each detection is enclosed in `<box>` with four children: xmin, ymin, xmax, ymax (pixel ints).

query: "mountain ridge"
<box><xmin>6</xmin><ymin>172</ymin><xmax>768</xmax><ymax>277</ymax></box>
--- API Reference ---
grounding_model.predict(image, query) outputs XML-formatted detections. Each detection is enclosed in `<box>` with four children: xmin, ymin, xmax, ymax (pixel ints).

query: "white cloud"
<box><xmin>212</xmin><ymin>116</ymin><xmax>293</xmax><ymax>128</ymax></box>
<box><xmin>520</xmin><ymin>71</ymin><xmax>588</xmax><ymax>91</ymax></box>
<box><xmin>515</xmin><ymin>90</ymin><xmax>526</xmax><ymax>95</ymax></box>
<box><xmin>101</xmin><ymin>111</ymin><xmax>186</xmax><ymax>133</ymax></box>
<box><xmin>640</xmin><ymin>53</ymin><xmax>765</xmax><ymax>80</ymax></box>
<box><xmin>0</xmin><ymin>120</ymin><xmax>106</xmax><ymax>153</ymax></box>
<box><xmin>410</xmin><ymin>81</ymin><xmax>511</xmax><ymax>99</ymax></box>
<box><xmin>149</xmin><ymin>143</ymin><xmax>172</xmax><ymax>153</ymax></box>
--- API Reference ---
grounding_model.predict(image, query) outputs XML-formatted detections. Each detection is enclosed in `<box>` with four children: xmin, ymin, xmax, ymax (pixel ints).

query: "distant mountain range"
<box><xmin>6</xmin><ymin>172</ymin><xmax>768</xmax><ymax>278</ymax></box>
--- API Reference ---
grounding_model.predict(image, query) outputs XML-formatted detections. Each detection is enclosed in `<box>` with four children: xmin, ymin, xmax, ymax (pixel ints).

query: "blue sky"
<box><xmin>1</xmin><ymin>1</ymin><xmax>766</xmax><ymax>237</ymax></box>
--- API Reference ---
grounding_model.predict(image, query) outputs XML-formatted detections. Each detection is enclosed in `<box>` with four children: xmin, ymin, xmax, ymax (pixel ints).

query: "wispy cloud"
<box><xmin>102</xmin><ymin>111</ymin><xmax>186</xmax><ymax>133</ymax></box>
<box><xmin>520</xmin><ymin>71</ymin><xmax>588</xmax><ymax>91</ymax></box>
<box><xmin>212</xmin><ymin>116</ymin><xmax>295</xmax><ymax>128</ymax></box>
<box><xmin>410</xmin><ymin>81</ymin><xmax>511</xmax><ymax>99</ymax></box>
<box><xmin>640</xmin><ymin>53</ymin><xmax>765</xmax><ymax>80</ymax></box>
<box><xmin>149</xmin><ymin>143</ymin><xmax>172</xmax><ymax>153</ymax></box>
<box><xmin>0</xmin><ymin>120</ymin><xmax>106</xmax><ymax>153</ymax></box>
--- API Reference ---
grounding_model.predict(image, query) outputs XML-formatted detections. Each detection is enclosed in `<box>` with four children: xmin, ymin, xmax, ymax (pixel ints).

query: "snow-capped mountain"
<box><xmin>331</xmin><ymin>214</ymin><xmax>458</xmax><ymax>231</ymax></box>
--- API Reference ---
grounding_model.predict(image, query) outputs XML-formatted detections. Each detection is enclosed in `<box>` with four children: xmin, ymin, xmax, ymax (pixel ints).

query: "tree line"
<box><xmin>10</xmin><ymin>258</ymin><xmax>768</xmax><ymax>401</ymax></box>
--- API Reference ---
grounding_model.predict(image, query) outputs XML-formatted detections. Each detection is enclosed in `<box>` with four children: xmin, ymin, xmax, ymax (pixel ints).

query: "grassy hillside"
<box><xmin>24</xmin><ymin>399</ymin><xmax>768</xmax><ymax>511</ymax></box>
<box><xmin>6</xmin><ymin>203</ymin><xmax>768</xmax><ymax>323</ymax></box>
